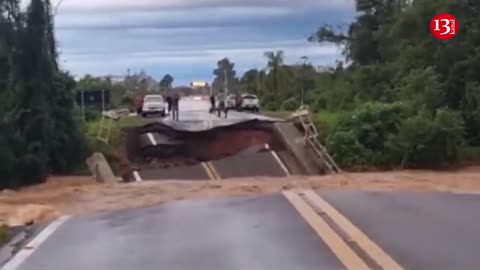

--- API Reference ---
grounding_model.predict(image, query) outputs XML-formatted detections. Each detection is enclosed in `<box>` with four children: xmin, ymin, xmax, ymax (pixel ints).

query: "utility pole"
<box><xmin>224</xmin><ymin>70</ymin><xmax>228</xmax><ymax>96</ymax></box>
<box><xmin>256</xmin><ymin>70</ymin><xmax>260</xmax><ymax>94</ymax></box>
<box><xmin>101</xmin><ymin>88</ymin><xmax>105</xmax><ymax>112</ymax></box>
<box><xmin>300</xmin><ymin>56</ymin><xmax>309</xmax><ymax>106</ymax></box>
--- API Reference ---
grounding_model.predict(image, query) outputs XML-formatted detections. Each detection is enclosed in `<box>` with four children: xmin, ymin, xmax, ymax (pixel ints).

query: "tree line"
<box><xmin>212</xmin><ymin>0</ymin><xmax>480</xmax><ymax>168</ymax></box>
<box><xmin>0</xmin><ymin>0</ymin><xmax>87</xmax><ymax>188</ymax></box>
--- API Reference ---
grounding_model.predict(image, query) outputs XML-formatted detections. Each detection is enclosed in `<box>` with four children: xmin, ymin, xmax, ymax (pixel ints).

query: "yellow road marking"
<box><xmin>282</xmin><ymin>191</ymin><xmax>369</xmax><ymax>270</ymax></box>
<box><xmin>303</xmin><ymin>190</ymin><xmax>404</xmax><ymax>270</ymax></box>
<box><xmin>201</xmin><ymin>162</ymin><xmax>215</xmax><ymax>180</ymax></box>
<box><xmin>201</xmin><ymin>162</ymin><xmax>221</xmax><ymax>181</ymax></box>
<box><xmin>207</xmin><ymin>162</ymin><xmax>222</xmax><ymax>180</ymax></box>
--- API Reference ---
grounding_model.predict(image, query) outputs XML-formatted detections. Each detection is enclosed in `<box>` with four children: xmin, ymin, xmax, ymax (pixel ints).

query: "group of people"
<box><xmin>209</xmin><ymin>91</ymin><xmax>228</xmax><ymax>118</ymax></box>
<box><xmin>136</xmin><ymin>91</ymin><xmax>231</xmax><ymax>121</ymax></box>
<box><xmin>165</xmin><ymin>94</ymin><xmax>180</xmax><ymax>121</ymax></box>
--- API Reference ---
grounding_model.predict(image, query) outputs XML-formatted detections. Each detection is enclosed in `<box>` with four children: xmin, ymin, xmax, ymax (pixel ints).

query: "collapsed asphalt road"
<box><xmin>5</xmin><ymin>190</ymin><xmax>480</xmax><ymax>270</ymax></box>
<box><xmin>125</xmin><ymin>98</ymin><xmax>290</xmax><ymax>181</ymax></box>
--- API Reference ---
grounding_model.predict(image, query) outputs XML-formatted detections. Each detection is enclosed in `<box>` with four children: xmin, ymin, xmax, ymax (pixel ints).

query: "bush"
<box><xmin>281</xmin><ymin>98</ymin><xmax>299</xmax><ymax>111</ymax></box>
<box><xmin>326</xmin><ymin>102</ymin><xmax>413</xmax><ymax>167</ymax></box>
<box><xmin>314</xmin><ymin>111</ymin><xmax>342</xmax><ymax>143</ymax></box>
<box><xmin>14</xmin><ymin>153</ymin><xmax>49</xmax><ymax>186</ymax></box>
<box><xmin>0</xmin><ymin>129</ymin><xmax>16</xmax><ymax>188</ymax></box>
<box><xmin>84</xmin><ymin>108</ymin><xmax>101</xmax><ymax>122</ymax></box>
<box><xmin>386</xmin><ymin>109</ymin><xmax>465</xmax><ymax>167</ymax></box>
<box><xmin>460</xmin><ymin>146</ymin><xmax>480</xmax><ymax>162</ymax></box>
<box><xmin>326</xmin><ymin>131</ymin><xmax>371</xmax><ymax>167</ymax></box>
<box><xmin>327</xmin><ymin>103</ymin><xmax>466</xmax><ymax>168</ymax></box>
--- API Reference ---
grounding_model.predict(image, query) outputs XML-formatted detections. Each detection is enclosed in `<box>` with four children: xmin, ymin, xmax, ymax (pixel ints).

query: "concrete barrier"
<box><xmin>86</xmin><ymin>152</ymin><xmax>117</xmax><ymax>183</ymax></box>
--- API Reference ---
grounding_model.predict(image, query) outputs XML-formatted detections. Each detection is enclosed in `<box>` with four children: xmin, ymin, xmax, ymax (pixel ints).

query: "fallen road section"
<box><xmin>211</xmin><ymin>145</ymin><xmax>289</xmax><ymax>179</ymax></box>
<box><xmin>135</xmin><ymin>145</ymin><xmax>289</xmax><ymax>181</ymax></box>
<box><xmin>124</xmin><ymin>118</ymin><xmax>294</xmax><ymax>181</ymax></box>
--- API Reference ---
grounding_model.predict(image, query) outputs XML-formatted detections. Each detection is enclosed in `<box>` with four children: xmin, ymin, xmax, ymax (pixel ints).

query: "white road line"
<box><xmin>146</xmin><ymin>133</ymin><xmax>157</xmax><ymax>146</ymax></box>
<box><xmin>133</xmin><ymin>171</ymin><xmax>142</xmax><ymax>182</ymax></box>
<box><xmin>2</xmin><ymin>216</ymin><xmax>71</xmax><ymax>270</ymax></box>
<box><xmin>265</xmin><ymin>144</ymin><xmax>291</xmax><ymax>176</ymax></box>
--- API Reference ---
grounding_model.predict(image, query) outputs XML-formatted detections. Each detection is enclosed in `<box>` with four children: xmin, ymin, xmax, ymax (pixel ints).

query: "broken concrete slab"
<box><xmin>86</xmin><ymin>152</ymin><xmax>117</xmax><ymax>183</ymax></box>
<box><xmin>273</xmin><ymin>122</ymin><xmax>321</xmax><ymax>175</ymax></box>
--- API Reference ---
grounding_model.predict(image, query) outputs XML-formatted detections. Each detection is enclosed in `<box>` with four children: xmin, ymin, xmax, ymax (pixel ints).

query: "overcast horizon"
<box><xmin>51</xmin><ymin>0</ymin><xmax>355</xmax><ymax>85</ymax></box>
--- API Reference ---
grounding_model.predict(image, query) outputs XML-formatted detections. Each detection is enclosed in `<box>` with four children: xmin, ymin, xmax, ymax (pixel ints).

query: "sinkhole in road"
<box><xmin>124</xmin><ymin>120</ymin><xmax>286</xmax><ymax>172</ymax></box>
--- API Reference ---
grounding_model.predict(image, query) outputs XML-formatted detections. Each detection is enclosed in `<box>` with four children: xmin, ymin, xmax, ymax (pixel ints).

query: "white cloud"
<box><xmin>60</xmin><ymin>39</ymin><xmax>341</xmax><ymax>80</ymax></box>
<box><xmin>52</xmin><ymin>0</ymin><xmax>353</xmax><ymax>14</ymax></box>
<box><xmin>55</xmin><ymin>7</ymin><xmax>291</xmax><ymax>29</ymax></box>
<box><xmin>42</xmin><ymin>0</ymin><xmax>354</xmax><ymax>84</ymax></box>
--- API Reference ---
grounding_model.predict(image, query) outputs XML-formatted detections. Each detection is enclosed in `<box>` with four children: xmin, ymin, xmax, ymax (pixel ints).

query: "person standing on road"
<box><xmin>209</xmin><ymin>94</ymin><xmax>216</xmax><ymax>113</ymax></box>
<box><xmin>171</xmin><ymin>93</ymin><xmax>180</xmax><ymax>121</ymax></box>
<box><xmin>165</xmin><ymin>95</ymin><xmax>173</xmax><ymax>115</ymax></box>
<box><xmin>135</xmin><ymin>95</ymin><xmax>144</xmax><ymax>116</ymax></box>
<box><xmin>216</xmin><ymin>91</ymin><xmax>228</xmax><ymax>118</ymax></box>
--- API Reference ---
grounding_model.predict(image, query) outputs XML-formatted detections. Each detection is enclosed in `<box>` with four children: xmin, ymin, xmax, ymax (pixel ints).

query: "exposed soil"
<box><xmin>126</xmin><ymin>122</ymin><xmax>281</xmax><ymax>171</ymax></box>
<box><xmin>1</xmin><ymin>166</ymin><xmax>479</xmax><ymax>226</ymax></box>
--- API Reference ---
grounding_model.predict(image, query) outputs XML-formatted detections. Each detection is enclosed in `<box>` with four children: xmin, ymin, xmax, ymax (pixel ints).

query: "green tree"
<box><xmin>159</xmin><ymin>74</ymin><xmax>174</xmax><ymax>89</ymax></box>
<box><xmin>264</xmin><ymin>51</ymin><xmax>284</xmax><ymax>99</ymax></box>
<box><xmin>240</xmin><ymin>69</ymin><xmax>262</xmax><ymax>94</ymax></box>
<box><xmin>0</xmin><ymin>0</ymin><xmax>89</xmax><ymax>187</ymax></box>
<box><xmin>296</xmin><ymin>57</ymin><xmax>316</xmax><ymax>106</ymax></box>
<box><xmin>212</xmin><ymin>58</ymin><xmax>239</xmax><ymax>94</ymax></box>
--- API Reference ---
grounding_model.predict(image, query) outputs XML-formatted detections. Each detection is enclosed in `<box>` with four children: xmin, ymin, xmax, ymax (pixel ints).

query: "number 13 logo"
<box><xmin>430</xmin><ymin>13</ymin><xmax>458</xmax><ymax>40</ymax></box>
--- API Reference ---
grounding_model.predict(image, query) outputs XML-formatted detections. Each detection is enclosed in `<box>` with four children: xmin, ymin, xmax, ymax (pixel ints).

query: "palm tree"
<box><xmin>264</xmin><ymin>50</ymin><xmax>284</xmax><ymax>98</ymax></box>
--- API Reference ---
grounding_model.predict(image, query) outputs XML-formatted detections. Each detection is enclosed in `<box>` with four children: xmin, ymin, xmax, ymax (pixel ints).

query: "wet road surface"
<box><xmin>7</xmin><ymin>191</ymin><xmax>480</xmax><ymax>270</ymax></box>
<box><xmin>320</xmin><ymin>190</ymin><xmax>480</xmax><ymax>270</ymax></box>
<box><xmin>145</xmin><ymin>99</ymin><xmax>282</xmax><ymax>132</ymax></box>
<box><xmin>13</xmin><ymin>194</ymin><xmax>344</xmax><ymax>270</ymax></box>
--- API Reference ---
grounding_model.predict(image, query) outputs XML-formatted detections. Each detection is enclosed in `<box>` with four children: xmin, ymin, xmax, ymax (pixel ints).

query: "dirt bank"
<box><xmin>0</xmin><ymin>167</ymin><xmax>479</xmax><ymax>225</ymax></box>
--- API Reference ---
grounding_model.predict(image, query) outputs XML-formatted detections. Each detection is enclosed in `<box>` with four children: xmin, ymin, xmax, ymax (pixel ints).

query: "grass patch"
<box><xmin>82</xmin><ymin>116</ymin><xmax>151</xmax><ymax>175</ymax></box>
<box><xmin>85</xmin><ymin>116</ymin><xmax>150</xmax><ymax>148</ymax></box>
<box><xmin>314</xmin><ymin>111</ymin><xmax>343</xmax><ymax>126</ymax></box>
<box><xmin>314</xmin><ymin>111</ymin><xmax>345</xmax><ymax>142</ymax></box>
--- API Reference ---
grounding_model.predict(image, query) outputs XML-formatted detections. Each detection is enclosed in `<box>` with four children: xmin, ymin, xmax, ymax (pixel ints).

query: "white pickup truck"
<box><xmin>142</xmin><ymin>95</ymin><xmax>166</xmax><ymax>117</ymax></box>
<box><xmin>238</xmin><ymin>94</ymin><xmax>260</xmax><ymax>112</ymax></box>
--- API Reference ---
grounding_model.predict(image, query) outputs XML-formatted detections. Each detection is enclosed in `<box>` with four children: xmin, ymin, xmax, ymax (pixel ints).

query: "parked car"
<box><xmin>225</xmin><ymin>94</ymin><xmax>237</xmax><ymax>109</ymax></box>
<box><xmin>238</xmin><ymin>94</ymin><xmax>260</xmax><ymax>112</ymax></box>
<box><xmin>142</xmin><ymin>95</ymin><xmax>166</xmax><ymax>117</ymax></box>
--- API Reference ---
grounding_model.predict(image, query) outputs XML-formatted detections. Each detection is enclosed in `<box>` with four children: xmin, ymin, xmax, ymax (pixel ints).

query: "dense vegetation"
<box><xmin>221</xmin><ymin>0</ymin><xmax>480</xmax><ymax>168</ymax></box>
<box><xmin>0</xmin><ymin>0</ymin><xmax>88</xmax><ymax>188</ymax></box>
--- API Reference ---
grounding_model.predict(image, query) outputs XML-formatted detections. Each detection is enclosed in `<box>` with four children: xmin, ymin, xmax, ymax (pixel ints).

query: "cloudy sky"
<box><xmin>52</xmin><ymin>0</ymin><xmax>355</xmax><ymax>85</ymax></box>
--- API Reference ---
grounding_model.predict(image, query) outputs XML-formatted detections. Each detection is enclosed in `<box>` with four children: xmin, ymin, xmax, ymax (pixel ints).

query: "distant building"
<box><xmin>190</xmin><ymin>81</ymin><xmax>210</xmax><ymax>95</ymax></box>
<box><xmin>190</xmin><ymin>81</ymin><xmax>208</xmax><ymax>88</ymax></box>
